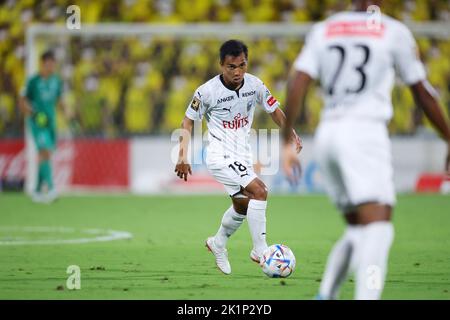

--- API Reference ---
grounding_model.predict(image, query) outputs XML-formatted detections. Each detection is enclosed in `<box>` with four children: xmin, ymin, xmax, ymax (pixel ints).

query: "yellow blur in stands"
<box><xmin>125</xmin><ymin>83</ymin><xmax>152</xmax><ymax>133</ymax></box>
<box><xmin>0</xmin><ymin>0</ymin><xmax>448</xmax><ymax>137</ymax></box>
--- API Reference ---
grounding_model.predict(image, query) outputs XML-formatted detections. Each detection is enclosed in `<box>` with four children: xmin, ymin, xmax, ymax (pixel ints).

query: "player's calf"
<box><xmin>231</xmin><ymin>195</ymin><xmax>249</xmax><ymax>215</ymax></box>
<box><xmin>245</xmin><ymin>179</ymin><xmax>269</xmax><ymax>256</ymax></box>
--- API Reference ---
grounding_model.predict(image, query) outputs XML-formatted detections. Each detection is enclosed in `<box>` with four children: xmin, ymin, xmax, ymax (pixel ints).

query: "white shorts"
<box><xmin>314</xmin><ymin>118</ymin><xmax>396</xmax><ymax>213</ymax></box>
<box><xmin>207</xmin><ymin>156</ymin><xmax>258</xmax><ymax>196</ymax></box>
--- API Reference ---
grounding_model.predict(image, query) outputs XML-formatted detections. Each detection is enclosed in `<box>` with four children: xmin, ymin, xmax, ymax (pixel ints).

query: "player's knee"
<box><xmin>355</xmin><ymin>203</ymin><xmax>392</xmax><ymax>225</ymax></box>
<box><xmin>252</xmin><ymin>186</ymin><xmax>268</xmax><ymax>201</ymax></box>
<box><xmin>39</xmin><ymin>150</ymin><xmax>50</xmax><ymax>161</ymax></box>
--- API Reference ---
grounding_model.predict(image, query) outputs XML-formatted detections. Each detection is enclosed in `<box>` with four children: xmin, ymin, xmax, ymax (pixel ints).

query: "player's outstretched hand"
<box><xmin>282</xmin><ymin>142</ymin><xmax>301</xmax><ymax>185</ymax></box>
<box><xmin>293</xmin><ymin>131</ymin><xmax>303</xmax><ymax>154</ymax></box>
<box><xmin>175</xmin><ymin>161</ymin><xmax>192</xmax><ymax>182</ymax></box>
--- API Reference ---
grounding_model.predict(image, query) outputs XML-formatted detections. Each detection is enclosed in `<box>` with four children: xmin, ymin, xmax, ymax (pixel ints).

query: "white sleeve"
<box><xmin>257</xmin><ymin>80</ymin><xmax>279</xmax><ymax>113</ymax></box>
<box><xmin>392</xmin><ymin>23</ymin><xmax>426</xmax><ymax>85</ymax></box>
<box><xmin>293</xmin><ymin>24</ymin><xmax>321</xmax><ymax>79</ymax></box>
<box><xmin>185</xmin><ymin>87</ymin><xmax>208</xmax><ymax>121</ymax></box>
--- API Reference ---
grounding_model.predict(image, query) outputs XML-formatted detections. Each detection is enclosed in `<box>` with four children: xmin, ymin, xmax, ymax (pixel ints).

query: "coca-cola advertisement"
<box><xmin>0</xmin><ymin>139</ymin><xmax>129</xmax><ymax>192</ymax></box>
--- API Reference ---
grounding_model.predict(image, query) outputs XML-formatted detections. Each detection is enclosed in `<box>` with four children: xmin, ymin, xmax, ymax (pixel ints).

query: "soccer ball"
<box><xmin>260</xmin><ymin>244</ymin><xmax>296</xmax><ymax>278</ymax></box>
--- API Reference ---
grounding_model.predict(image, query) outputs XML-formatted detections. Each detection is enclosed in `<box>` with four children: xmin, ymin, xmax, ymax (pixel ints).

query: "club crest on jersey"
<box><xmin>190</xmin><ymin>97</ymin><xmax>201</xmax><ymax>111</ymax></box>
<box><xmin>267</xmin><ymin>96</ymin><xmax>277</xmax><ymax>107</ymax></box>
<box><xmin>223</xmin><ymin>113</ymin><xmax>249</xmax><ymax>130</ymax></box>
<box><xmin>217</xmin><ymin>95</ymin><xmax>234</xmax><ymax>104</ymax></box>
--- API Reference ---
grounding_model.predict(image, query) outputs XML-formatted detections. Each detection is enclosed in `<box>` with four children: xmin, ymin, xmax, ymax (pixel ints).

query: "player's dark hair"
<box><xmin>41</xmin><ymin>50</ymin><xmax>55</xmax><ymax>61</ymax></box>
<box><xmin>220</xmin><ymin>40</ymin><xmax>248</xmax><ymax>64</ymax></box>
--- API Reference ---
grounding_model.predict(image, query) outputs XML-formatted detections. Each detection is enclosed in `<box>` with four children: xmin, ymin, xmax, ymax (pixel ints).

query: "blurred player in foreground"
<box><xmin>282</xmin><ymin>0</ymin><xmax>450</xmax><ymax>299</ymax></box>
<box><xmin>19</xmin><ymin>50</ymin><xmax>67</xmax><ymax>203</ymax></box>
<box><xmin>175</xmin><ymin>40</ymin><xmax>302</xmax><ymax>275</ymax></box>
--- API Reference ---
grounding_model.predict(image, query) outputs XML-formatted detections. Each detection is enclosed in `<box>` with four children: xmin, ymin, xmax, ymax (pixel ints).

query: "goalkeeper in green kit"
<box><xmin>19</xmin><ymin>50</ymin><xmax>68</xmax><ymax>203</ymax></box>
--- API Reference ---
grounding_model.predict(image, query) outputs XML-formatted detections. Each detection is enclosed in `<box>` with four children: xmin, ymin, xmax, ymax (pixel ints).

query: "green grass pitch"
<box><xmin>0</xmin><ymin>193</ymin><xmax>449</xmax><ymax>299</ymax></box>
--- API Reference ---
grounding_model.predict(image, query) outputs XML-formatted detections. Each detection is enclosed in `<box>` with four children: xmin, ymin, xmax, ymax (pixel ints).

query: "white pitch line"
<box><xmin>0</xmin><ymin>226</ymin><xmax>133</xmax><ymax>245</ymax></box>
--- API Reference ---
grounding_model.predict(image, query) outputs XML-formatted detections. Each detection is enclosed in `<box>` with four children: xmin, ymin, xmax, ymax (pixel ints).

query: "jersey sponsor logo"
<box><xmin>326</xmin><ymin>21</ymin><xmax>385</xmax><ymax>38</ymax></box>
<box><xmin>217</xmin><ymin>95</ymin><xmax>234</xmax><ymax>104</ymax></box>
<box><xmin>242</xmin><ymin>90</ymin><xmax>256</xmax><ymax>97</ymax></box>
<box><xmin>190</xmin><ymin>97</ymin><xmax>201</xmax><ymax>111</ymax></box>
<box><xmin>267</xmin><ymin>96</ymin><xmax>277</xmax><ymax>107</ymax></box>
<box><xmin>222</xmin><ymin>113</ymin><xmax>249</xmax><ymax>130</ymax></box>
<box><xmin>222</xmin><ymin>106</ymin><xmax>231</xmax><ymax>113</ymax></box>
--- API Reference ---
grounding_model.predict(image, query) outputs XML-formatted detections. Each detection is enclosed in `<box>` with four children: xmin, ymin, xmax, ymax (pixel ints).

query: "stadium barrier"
<box><xmin>1</xmin><ymin>136</ymin><xmax>447</xmax><ymax>194</ymax></box>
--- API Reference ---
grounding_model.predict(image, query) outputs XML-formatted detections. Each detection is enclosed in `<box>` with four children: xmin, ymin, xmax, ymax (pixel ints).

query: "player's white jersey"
<box><xmin>294</xmin><ymin>11</ymin><xmax>426</xmax><ymax>121</ymax></box>
<box><xmin>185</xmin><ymin>73</ymin><xmax>279</xmax><ymax>168</ymax></box>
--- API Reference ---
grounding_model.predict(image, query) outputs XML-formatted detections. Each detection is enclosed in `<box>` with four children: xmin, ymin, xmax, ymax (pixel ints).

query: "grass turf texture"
<box><xmin>0</xmin><ymin>193</ymin><xmax>449</xmax><ymax>299</ymax></box>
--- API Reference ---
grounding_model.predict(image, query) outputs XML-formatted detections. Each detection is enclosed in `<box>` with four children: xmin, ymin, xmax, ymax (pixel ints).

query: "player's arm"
<box><xmin>280</xmin><ymin>23</ymin><xmax>320</xmax><ymax>181</ymax></box>
<box><xmin>392</xmin><ymin>23</ymin><xmax>450</xmax><ymax>176</ymax></box>
<box><xmin>18</xmin><ymin>96</ymin><xmax>33</xmax><ymax>117</ymax></box>
<box><xmin>281</xmin><ymin>71</ymin><xmax>312</xmax><ymax>144</ymax></box>
<box><xmin>281</xmin><ymin>70</ymin><xmax>313</xmax><ymax>182</ymax></box>
<box><xmin>176</xmin><ymin>88</ymin><xmax>205</xmax><ymax>181</ymax></box>
<box><xmin>175</xmin><ymin>116</ymin><xmax>194</xmax><ymax>181</ymax></box>
<box><xmin>18</xmin><ymin>80</ymin><xmax>33</xmax><ymax>117</ymax></box>
<box><xmin>270</xmin><ymin>107</ymin><xmax>302</xmax><ymax>153</ymax></box>
<box><xmin>281</xmin><ymin>23</ymin><xmax>319</xmax><ymax>144</ymax></box>
<box><xmin>410</xmin><ymin>81</ymin><xmax>450</xmax><ymax>176</ymax></box>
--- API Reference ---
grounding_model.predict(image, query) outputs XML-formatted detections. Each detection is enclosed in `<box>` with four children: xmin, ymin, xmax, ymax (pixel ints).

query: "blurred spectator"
<box><xmin>0</xmin><ymin>0</ymin><xmax>449</xmax><ymax>137</ymax></box>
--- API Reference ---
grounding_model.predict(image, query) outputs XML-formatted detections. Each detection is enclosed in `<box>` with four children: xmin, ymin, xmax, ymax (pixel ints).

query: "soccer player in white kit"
<box><xmin>282</xmin><ymin>0</ymin><xmax>450</xmax><ymax>299</ymax></box>
<box><xmin>175</xmin><ymin>40</ymin><xmax>302</xmax><ymax>275</ymax></box>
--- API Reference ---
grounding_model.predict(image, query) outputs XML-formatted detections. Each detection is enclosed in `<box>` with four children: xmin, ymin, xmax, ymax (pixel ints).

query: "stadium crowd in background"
<box><xmin>0</xmin><ymin>0</ymin><xmax>449</xmax><ymax>137</ymax></box>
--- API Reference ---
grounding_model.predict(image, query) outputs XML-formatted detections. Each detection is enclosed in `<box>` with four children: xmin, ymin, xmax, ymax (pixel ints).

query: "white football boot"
<box><xmin>205</xmin><ymin>237</ymin><xmax>231</xmax><ymax>275</ymax></box>
<box><xmin>31</xmin><ymin>192</ymin><xmax>45</xmax><ymax>203</ymax></box>
<box><xmin>43</xmin><ymin>189</ymin><xmax>58</xmax><ymax>204</ymax></box>
<box><xmin>250</xmin><ymin>249</ymin><xmax>263</xmax><ymax>264</ymax></box>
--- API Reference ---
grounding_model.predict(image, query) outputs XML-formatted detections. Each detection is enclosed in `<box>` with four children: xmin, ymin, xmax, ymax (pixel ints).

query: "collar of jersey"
<box><xmin>219</xmin><ymin>74</ymin><xmax>245</xmax><ymax>96</ymax></box>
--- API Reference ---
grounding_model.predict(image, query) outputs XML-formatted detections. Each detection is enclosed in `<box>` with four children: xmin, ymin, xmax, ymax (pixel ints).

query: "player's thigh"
<box><xmin>29</xmin><ymin>118</ymin><xmax>55</xmax><ymax>152</ymax></box>
<box><xmin>316</xmin><ymin>154</ymin><xmax>350</xmax><ymax>212</ymax></box>
<box><xmin>337</xmin><ymin>124</ymin><xmax>395</xmax><ymax>208</ymax></box>
<box><xmin>208</xmin><ymin>159</ymin><xmax>257</xmax><ymax>197</ymax></box>
<box><xmin>33</xmin><ymin>129</ymin><xmax>53</xmax><ymax>152</ymax></box>
<box><xmin>48</xmin><ymin>125</ymin><xmax>57</xmax><ymax>149</ymax></box>
<box><xmin>314</xmin><ymin>124</ymin><xmax>350</xmax><ymax>211</ymax></box>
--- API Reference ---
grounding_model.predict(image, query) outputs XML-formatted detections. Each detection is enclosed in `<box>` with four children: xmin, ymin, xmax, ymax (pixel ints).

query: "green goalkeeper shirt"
<box><xmin>22</xmin><ymin>73</ymin><xmax>63</xmax><ymax>126</ymax></box>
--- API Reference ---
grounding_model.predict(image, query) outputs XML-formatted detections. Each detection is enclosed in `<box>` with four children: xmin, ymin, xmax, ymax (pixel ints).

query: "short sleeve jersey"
<box><xmin>21</xmin><ymin>74</ymin><xmax>63</xmax><ymax>121</ymax></box>
<box><xmin>293</xmin><ymin>12</ymin><xmax>426</xmax><ymax>121</ymax></box>
<box><xmin>185</xmin><ymin>73</ymin><xmax>279</xmax><ymax>166</ymax></box>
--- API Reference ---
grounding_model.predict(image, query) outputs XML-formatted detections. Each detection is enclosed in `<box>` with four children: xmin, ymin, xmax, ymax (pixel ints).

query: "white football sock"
<box><xmin>319</xmin><ymin>225</ymin><xmax>361</xmax><ymax>299</ymax></box>
<box><xmin>247</xmin><ymin>199</ymin><xmax>268</xmax><ymax>254</ymax></box>
<box><xmin>214</xmin><ymin>205</ymin><xmax>246</xmax><ymax>249</ymax></box>
<box><xmin>355</xmin><ymin>221</ymin><xmax>394</xmax><ymax>300</ymax></box>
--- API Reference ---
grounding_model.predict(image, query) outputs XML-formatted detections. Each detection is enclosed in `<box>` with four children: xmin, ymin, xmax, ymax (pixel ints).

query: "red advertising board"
<box><xmin>0</xmin><ymin>139</ymin><xmax>25</xmax><ymax>180</ymax></box>
<box><xmin>0</xmin><ymin>139</ymin><xmax>129</xmax><ymax>190</ymax></box>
